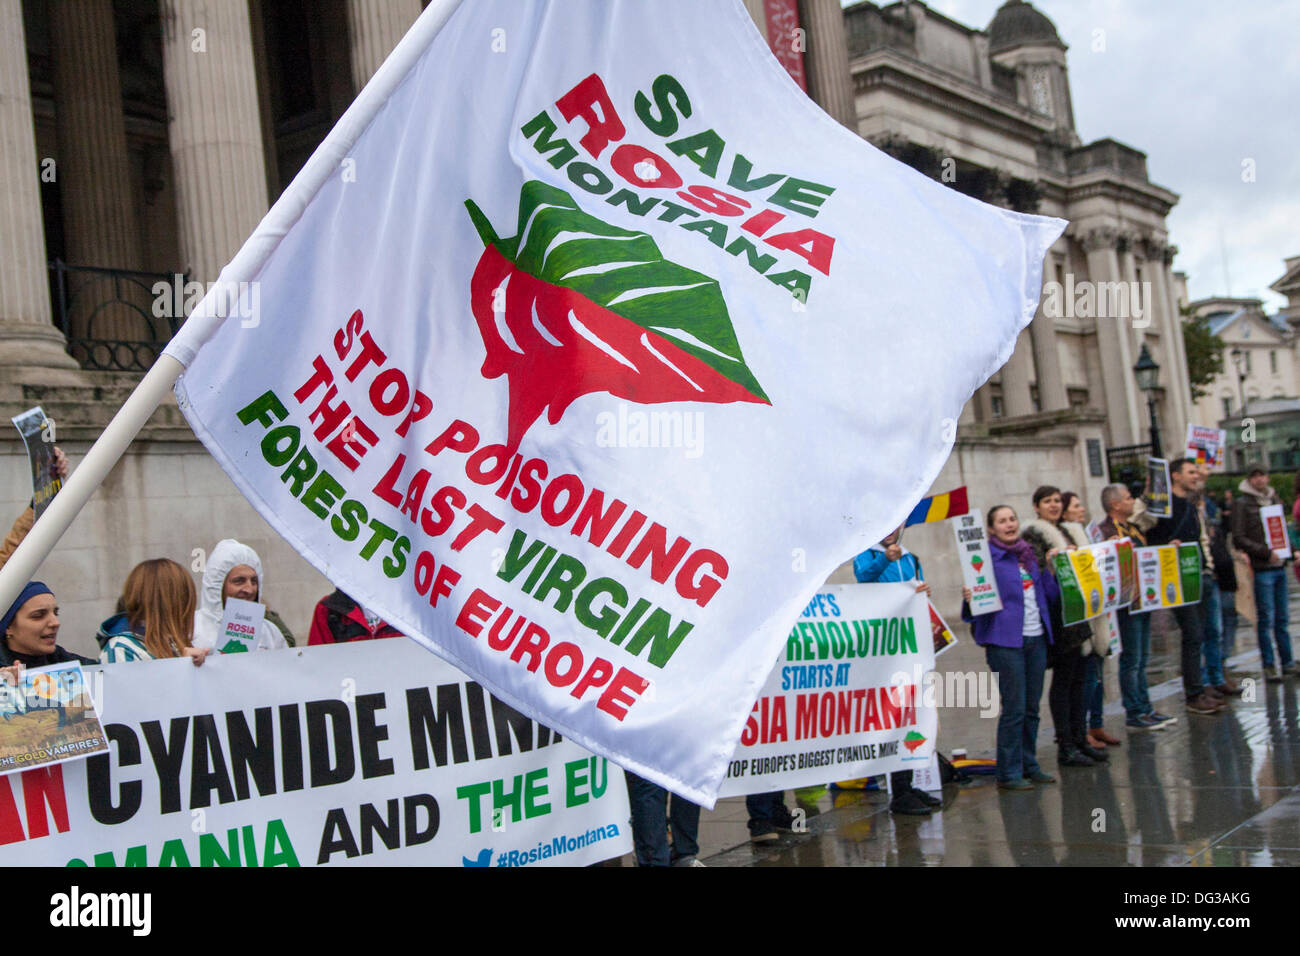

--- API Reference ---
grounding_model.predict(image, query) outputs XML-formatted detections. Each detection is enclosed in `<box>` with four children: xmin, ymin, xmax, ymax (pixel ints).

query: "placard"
<box><xmin>1185</xmin><ymin>425</ymin><xmax>1226</xmax><ymax>470</ymax></box>
<box><xmin>951</xmin><ymin>512</ymin><xmax>1001</xmax><ymax>615</ymax></box>
<box><xmin>216</xmin><ymin>597</ymin><xmax>265</xmax><ymax>654</ymax></box>
<box><xmin>1132</xmin><ymin>543</ymin><xmax>1202</xmax><ymax>613</ymax></box>
<box><xmin>10</xmin><ymin>406</ymin><xmax>61</xmax><ymax>521</ymax></box>
<box><xmin>1260</xmin><ymin>504</ymin><xmax>1290</xmax><ymax>559</ymax></box>
<box><xmin>1146</xmin><ymin>457</ymin><xmax>1171</xmax><ymax>517</ymax></box>
<box><xmin>0</xmin><ymin>663</ymin><xmax>108</xmax><ymax>775</ymax></box>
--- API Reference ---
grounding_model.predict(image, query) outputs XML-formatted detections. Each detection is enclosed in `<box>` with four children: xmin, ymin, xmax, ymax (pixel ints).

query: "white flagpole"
<box><xmin>0</xmin><ymin>0</ymin><xmax>466</xmax><ymax>613</ymax></box>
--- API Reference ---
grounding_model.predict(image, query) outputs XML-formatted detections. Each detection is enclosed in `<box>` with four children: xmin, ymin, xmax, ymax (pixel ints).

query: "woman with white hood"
<box><xmin>192</xmin><ymin>540</ymin><xmax>288</xmax><ymax>652</ymax></box>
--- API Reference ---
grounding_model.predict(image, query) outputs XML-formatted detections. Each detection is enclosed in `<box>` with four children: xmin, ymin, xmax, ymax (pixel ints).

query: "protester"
<box><xmin>1021</xmin><ymin>486</ymin><xmax>1106</xmax><ymax>766</ymax></box>
<box><xmin>1097</xmin><ymin>483</ymin><xmax>1175</xmax><ymax>731</ymax></box>
<box><xmin>1197</xmin><ymin>482</ymin><xmax>1241</xmax><ymax>698</ymax></box>
<box><xmin>0</xmin><ymin>581</ymin><xmax>95</xmax><ymax>693</ymax></box>
<box><xmin>98</xmin><ymin>559</ymin><xmax>209</xmax><ymax>665</ymax></box>
<box><xmin>1231</xmin><ymin>466</ymin><xmax>1298</xmax><ymax>682</ymax></box>
<box><xmin>1216</xmin><ymin>491</ymin><xmax>1241</xmax><ymax>657</ymax></box>
<box><xmin>307</xmin><ymin>589</ymin><xmax>404</xmax><ymax>643</ymax></box>
<box><xmin>961</xmin><ymin>504</ymin><xmax>1057</xmax><ymax>790</ymax></box>
<box><xmin>1144</xmin><ymin>459</ymin><xmax>1219</xmax><ymax>713</ymax></box>
<box><xmin>1064</xmin><ymin>491</ymin><xmax>1120</xmax><ymax>751</ymax></box>
<box><xmin>851</xmin><ymin>526</ymin><xmax>942</xmax><ymax>815</ymax></box>
<box><xmin>192</xmin><ymin>539</ymin><xmax>288</xmax><ymax>652</ymax></box>
<box><xmin>746</xmin><ymin>791</ymin><xmax>797</xmax><ymax>843</ymax></box>
<box><xmin>625</xmin><ymin>773</ymin><xmax>704</xmax><ymax>866</ymax></box>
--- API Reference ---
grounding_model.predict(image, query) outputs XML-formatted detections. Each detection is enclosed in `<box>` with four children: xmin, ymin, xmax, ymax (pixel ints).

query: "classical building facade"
<box><xmin>1188</xmin><ymin>256</ymin><xmax>1300</xmax><ymax>471</ymax></box>
<box><xmin>2</xmin><ymin>0</ymin><xmax>1195</xmax><ymax>643</ymax></box>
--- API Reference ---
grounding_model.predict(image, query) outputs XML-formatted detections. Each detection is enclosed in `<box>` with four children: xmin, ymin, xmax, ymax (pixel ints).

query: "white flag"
<box><xmin>167</xmin><ymin>0</ymin><xmax>1064</xmax><ymax>804</ymax></box>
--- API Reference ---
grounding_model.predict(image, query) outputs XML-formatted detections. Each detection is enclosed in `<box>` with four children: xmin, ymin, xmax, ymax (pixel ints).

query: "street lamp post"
<box><xmin>1230</xmin><ymin>347</ymin><xmax>1248</xmax><ymax>417</ymax></box>
<box><xmin>1133</xmin><ymin>343</ymin><xmax>1162</xmax><ymax>459</ymax></box>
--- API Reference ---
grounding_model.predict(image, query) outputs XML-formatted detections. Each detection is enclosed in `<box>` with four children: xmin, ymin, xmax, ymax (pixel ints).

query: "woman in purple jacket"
<box><xmin>961</xmin><ymin>505</ymin><xmax>1059</xmax><ymax>791</ymax></box>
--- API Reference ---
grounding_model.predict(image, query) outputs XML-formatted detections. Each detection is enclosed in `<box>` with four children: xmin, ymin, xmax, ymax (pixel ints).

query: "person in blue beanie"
<box><xmin>0</xmin><ymin>581</ymin><xmax>95</xmax><ymax>688</ymax></box>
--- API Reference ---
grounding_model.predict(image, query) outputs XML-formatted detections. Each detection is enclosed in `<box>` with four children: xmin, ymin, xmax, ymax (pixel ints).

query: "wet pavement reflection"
<box><xmin>687</xmin><ymin>601</ymin><xmax>1300</xmax><ymax>867</ymax></box>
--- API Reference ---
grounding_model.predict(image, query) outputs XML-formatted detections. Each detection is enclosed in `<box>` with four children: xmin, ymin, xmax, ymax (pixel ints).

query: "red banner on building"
<box><xmin>764</xmin><ymin>0</ymin><xmax>807</xmax><ymax>91</ymax></box>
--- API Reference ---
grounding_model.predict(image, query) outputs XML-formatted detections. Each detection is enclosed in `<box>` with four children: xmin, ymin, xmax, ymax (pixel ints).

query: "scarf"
<box><xmin>990</xmin><ymin>535</ymin><xmax>1037</xmax><ymax>574</ymax></box>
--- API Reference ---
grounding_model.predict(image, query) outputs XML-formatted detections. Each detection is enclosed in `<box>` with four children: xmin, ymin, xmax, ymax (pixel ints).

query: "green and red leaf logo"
<box><xmin>903</xmin><ymin>731</ymin><xmax>926</xmax><ymax>753</ymax></box>
<box><xmin>970</xmin><ymin>555</ymin><xmax>983</xmax><ymax>573</ymax></box>
<box><xmin>465</xmin><ymin>181</ymin><xmax>770</xmax><ymax>451</ymax></box>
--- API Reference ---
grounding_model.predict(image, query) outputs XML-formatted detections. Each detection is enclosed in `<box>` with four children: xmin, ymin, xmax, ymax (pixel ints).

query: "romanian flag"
<box><xmin>904</xmin><ymin>486</ymin><xmax>969</xmax><ymax>526</ymax></box>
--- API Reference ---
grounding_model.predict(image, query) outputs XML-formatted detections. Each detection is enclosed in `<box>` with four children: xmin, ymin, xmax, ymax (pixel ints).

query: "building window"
<box><xmin>1055</xmin><ymin>262</ymin><xmax>1065</xmax><ymax>287</ymax></box>
<box><xmin>1067</xmin><ymin>387</ymin><xmax>1089</xmax><ymax>408</ymax></box>
<box><xmin>1222</xmin><ymin>396</ymin><xmax>1232</xmax><ymax>419</ymax></box>
<box><xmin>991</xmin><ymin>395</ymin><xmax>1004</xmax><ymax>418</ymax></box>
<box><xmin>1246</xmin><ymin>351</ymin><xmax>1253</xmax><ymax>374</ymax></box>
<box><xmin>1270</xmin><ymin>350</ymin><xmax>1278</xmax><ymax>374</ymax></box>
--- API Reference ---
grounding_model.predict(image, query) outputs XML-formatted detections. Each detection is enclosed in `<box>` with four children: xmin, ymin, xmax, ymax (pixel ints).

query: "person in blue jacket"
<box><xmin>852</xmin><ymin>526</ymin><xmax>942</xmax><ymax>816</ymax></box>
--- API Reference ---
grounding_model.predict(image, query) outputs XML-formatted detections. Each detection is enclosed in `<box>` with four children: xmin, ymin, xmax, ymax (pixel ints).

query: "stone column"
<box><xmin>1142</xmin><ymin>240</ymin><xmax>1190</xmax><ymax>445</ymax></box>
<box><xmin>1081</xmin><ymin>227</ymin><xmax>1139</xmax><ymax>446</ymax></box>
<box><xmin>1029</xmin><ymin>294</ymin><xmax>1068</xmax><ymax>411</ymax></box>
<box><xmin>162</xmin><ymin>0</ymin><xmax>269</xmax><ymax>285</ymax></box>
<box><xmin>1000</xmin><ymin>328</ymin><xmax>1036</xmax><ymax>417</ymax></box>
<box><xmin>0</xmin><ymin>0</ymin><xmax>80</xmax><ymax>378</ymax></box>
<box><xmin>48</xmin><ymin>0</ymin><xmax>148</xmax><ymax>342</ymax></box>
<box><xmin>346</xmin><ymin>0</ymin><xmax>423</xmax><ymax>91</ymax></box>
<box><xmin>799</xmin><ymin>0</ymin><xmax>856</xmax><ymax>129</ymax></box>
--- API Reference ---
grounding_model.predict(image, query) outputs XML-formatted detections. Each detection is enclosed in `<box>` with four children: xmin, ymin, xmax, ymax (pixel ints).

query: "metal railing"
<box><xmin>48</xmin><ymin>260</ymin><xmax>187</xmax><ymax>372</ymax></box>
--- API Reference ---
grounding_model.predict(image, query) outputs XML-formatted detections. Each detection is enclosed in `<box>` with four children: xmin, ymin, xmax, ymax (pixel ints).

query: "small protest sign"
<box><xmin>1146</xmin><ymin>458</ymin><xmax>1171</xmax><ymax>517</ymax></box>
<box><xmin>0</xmin><ymin>663</ymin><xmax>108</xmax><ymax>775</ymax></box>
<box><xmin>216</xmin><ymin>597</ymin><xmax>264</xmax><ymax>654</ymax></box>
<box><xmin>1185</xmin><ymin>425</ymin><xmax>1226</xmax><ymax>470</ymax></box>
<box><xmin>10</xmin><ymin>406</ymin><xmax>60</xmax><ymax>521</ymax></box>
<box><xmin>1260</xmin><ymin>504</ymin><xmax>1290</xmax><ymax>559</ymax></box>
<box><xmin>952</xmin><ymin>512</ymin><xmax>1001</xmax><ymax>615</ymax></box>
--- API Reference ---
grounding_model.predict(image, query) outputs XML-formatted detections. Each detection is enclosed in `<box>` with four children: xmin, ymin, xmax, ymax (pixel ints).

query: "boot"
<box><xmin>1058</xmin><ymin>745</ymin><xmax>1095</xmax><ymax>767</ymax></box>
<box><xmin>1077</xmin><ymin>739</ymin><xmax>1109</xmax><ymax>762</ymax></box>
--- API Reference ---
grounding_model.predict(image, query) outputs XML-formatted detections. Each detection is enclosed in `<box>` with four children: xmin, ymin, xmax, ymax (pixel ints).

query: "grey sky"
<box><xmin>843</xmin><ymin>0</ymin><xmax>1300</xmax><ymax>310</ymax></box>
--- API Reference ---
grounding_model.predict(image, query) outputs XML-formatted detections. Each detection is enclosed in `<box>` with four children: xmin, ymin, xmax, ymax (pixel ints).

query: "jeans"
<box><xmin>745</xmin><ymin>791</ymin><xmax>789</xmax><ymax>836</ymax></box>
<box><xmin>1222</xmin><ymin>600</ymin><xmax>1238</xmax><ymax>659</ymax></box>
<box><xmin>1254</xmin><ymin>567</ymin><xmax>1295</xmax><ymax>670</ymax></box>
<box><xmin>1169</xmin><ymin>601</ymin><xmax>1205</xmax><ymax>699</ymax></box>
<box><xmin>1118</xmin><ymin>607</ymin><xmax>1153</xmax><ymax>720</ymax></box>
<box><xmin>626</xmin><ymin>773</ymin><xmax>701</xmax><ymax>866</ymax></box>
<box><xmin>1049</xmin><ymin>648</ymin><xmax>1087</xmax><ymax>747</ymax></box>
<box><xmin>1083</xmin><ymin>654</ymin><xmax>1104</xmax><ymax>730</ymax></box>
<box><xmin>1199</xmin><ymin>576</ymin><xmax>1225</xmax><ymax>686</ymax></box>
<box><xmin>984</xmin><ymin>630</ymin><xmax>1046</xmax><ymax>782</ymax></box>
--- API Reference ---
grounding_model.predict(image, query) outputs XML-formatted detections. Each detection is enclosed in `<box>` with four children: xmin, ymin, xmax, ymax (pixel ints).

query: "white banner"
<box><xmin>0</xmin><ymin>642</ymin><xmax>631</xmax><ymax>867</ymax></box>
<box><xmin>164</xmin><ymin>0</ymin><xmax>1063</xmax><ymax>803</ymax></box>
<box><xmin>717</xmin><ymin>584</ymin><xmax>936</xmax><ymax>797</ymax></box>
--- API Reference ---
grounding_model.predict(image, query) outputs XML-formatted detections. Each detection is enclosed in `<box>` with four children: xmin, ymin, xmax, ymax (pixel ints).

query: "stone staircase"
<box><xmin>0</xmin><ymin>369</ymin><xmax>196</xmax><ymax>445</ymax></box>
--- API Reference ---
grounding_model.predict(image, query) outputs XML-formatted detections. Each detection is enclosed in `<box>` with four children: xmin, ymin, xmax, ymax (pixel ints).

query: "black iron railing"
<box><xmin>48</xmin><ymin>260</ymin><xmax>187</xmax><ymax>372</ymax></box>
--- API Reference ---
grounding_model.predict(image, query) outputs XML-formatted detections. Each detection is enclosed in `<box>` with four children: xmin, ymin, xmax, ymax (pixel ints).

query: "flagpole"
<box><xmin>0</xmin><ymin>0</ymin><xmax>466</xmax><ymax>614</ymax></box>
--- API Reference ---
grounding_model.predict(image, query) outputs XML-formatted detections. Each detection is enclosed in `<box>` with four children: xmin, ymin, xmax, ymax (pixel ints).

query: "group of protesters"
<box><xmin>968</xmin><ymin>459</ymin><xmax>1296</xmax><ymax>792</ymax></box>
<box><xmin>2</xmin><ymin>446</ymin><xmax>1295</xmax><ymax>866</ymax></box>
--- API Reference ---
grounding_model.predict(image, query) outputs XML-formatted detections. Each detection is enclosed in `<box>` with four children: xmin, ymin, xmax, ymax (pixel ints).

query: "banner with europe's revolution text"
<box><xmin>0</xmin><ymin>642</ymin><xmax>630</xmax><ymax>867</ymax></box>
<box><xmin>164</xmin><ymin>0</ymin><xmax>1064</xmax><ymax>803</ymax></box>
<box><xmin>717</xmin><ymin>584</ymin><xmax>936</xmax><ymax>797</ymax></box>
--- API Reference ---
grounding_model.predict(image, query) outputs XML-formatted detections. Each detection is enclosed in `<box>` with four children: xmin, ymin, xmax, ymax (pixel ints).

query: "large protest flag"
<box><xmin>0</xmin><ymin>0</ymin><xmax>1064</xmax><ymax>804</ymax></box>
